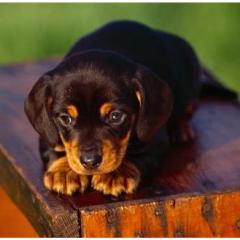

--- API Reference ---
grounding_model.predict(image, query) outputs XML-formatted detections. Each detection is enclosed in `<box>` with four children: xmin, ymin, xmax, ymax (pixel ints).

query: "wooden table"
<box><xmin>0</xmin><ymin>59</ymin><xmax>240</xmax><ymax>237</ymax></box>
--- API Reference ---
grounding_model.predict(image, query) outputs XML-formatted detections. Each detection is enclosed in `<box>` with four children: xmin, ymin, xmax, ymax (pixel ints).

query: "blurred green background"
<box><xmin>0</xmin><ymin>3</ymin><xmax>239</xmax><ymax>92</ymax></box>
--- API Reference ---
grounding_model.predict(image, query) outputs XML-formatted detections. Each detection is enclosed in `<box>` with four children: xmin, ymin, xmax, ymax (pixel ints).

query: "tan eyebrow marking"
<box><xmin>67</xmin><ymin>105</ymin><xmax>78</xmax><ymax>118</ymax></box>
<box><xmin>100</xmin><ymin>102</ymin><xmax>113</xmax><ymax>117</ymax></box>
<box><xmin>135</xmin><ymin>90</ymin><xmax>142</xmax><ymax>107</ymax></box>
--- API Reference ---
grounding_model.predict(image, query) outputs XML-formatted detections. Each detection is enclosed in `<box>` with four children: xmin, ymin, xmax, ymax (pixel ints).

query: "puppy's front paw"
<box><xmin>91</xmin><ymin>161</ymin><xmax>140</xmax><ymax>196</ymax></box>
<box><xmin>43</xmin><ymin>157</ymin><xmax>89</xmax><ymax>195</ymax></box>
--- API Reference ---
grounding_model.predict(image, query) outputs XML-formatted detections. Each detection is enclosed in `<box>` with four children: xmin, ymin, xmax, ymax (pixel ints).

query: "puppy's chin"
<box><xmin>61</xmin><ymin>132</ymin><xmax>131</xmax><ymax>175</ymax></box>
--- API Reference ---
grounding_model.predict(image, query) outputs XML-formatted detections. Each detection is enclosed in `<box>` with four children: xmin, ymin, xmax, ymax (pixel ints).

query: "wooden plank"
<box><xmin>0</xmin><ymin>186</ymin><xmax>37</xmax><ymax>237</ymax></box>
<box><xmin>0</xmin><ymin>59</ymin><xmax>80</xmax><ymax>237</ymax></box>
<box><xmin>80</xmin><ymin>191</ymin><xmax>240</xmax><ymax>237</ymax></box>
<box><xmin>0</xmin><ymin>59</ymin><xmax>240</xmax><ymax>237</ymax></box>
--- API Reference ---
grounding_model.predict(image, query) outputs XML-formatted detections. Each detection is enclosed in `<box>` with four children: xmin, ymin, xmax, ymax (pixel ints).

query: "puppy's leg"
<box><xmin>168</xmin><ymin>100</ymin><xmax>197</xmax><ymax>144</ymax></box>
<box><xmin>43</xmin><ymin>157</ymin><xmax>89</xmax><ymax>195</ymax></box>
<box><xmin>92</xmin><ymin>161</ymin><xmax>140</xmax><ymax>196</ymax></box>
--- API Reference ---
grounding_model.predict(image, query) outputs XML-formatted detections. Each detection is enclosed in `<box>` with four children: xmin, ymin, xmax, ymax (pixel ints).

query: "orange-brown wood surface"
<box><xmin>0</xmin><ymin>186</ymin><xmax>38</xmax><ymax>237</ymax></box>
<box><xmin>81</xmin><ymin>191</ymin><xmax>240</xmax><ymax>237</ymax></box>
<box><xmin>0</xmin><ymin>59</ymin><xmax>240</xmax><ymax>237</ymax></box>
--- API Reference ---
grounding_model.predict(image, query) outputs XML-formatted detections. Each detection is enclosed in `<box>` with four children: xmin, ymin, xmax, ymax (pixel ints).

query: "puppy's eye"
<box><xmin>58</xmin><ymin>113</ymin><xmax>72</xmax><ymax>127</ymax></box>
<box><xmin>108</xmin><ymin>110</ymin><xmax>126</xmax><ymax>125</ymax></box>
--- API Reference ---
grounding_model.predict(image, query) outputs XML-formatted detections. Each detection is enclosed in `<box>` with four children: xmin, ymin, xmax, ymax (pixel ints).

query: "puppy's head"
<box><xmin>25</xmin><ymin>51</ymin><xmax>172</xmax><ymax>175</ymax></box>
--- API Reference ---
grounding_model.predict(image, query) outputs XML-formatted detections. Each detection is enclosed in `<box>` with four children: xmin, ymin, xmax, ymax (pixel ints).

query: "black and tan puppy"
<box><xmin>25</xmin><ymin>20</ymin><xmax>206</xmax><ymax>196</ymax></box>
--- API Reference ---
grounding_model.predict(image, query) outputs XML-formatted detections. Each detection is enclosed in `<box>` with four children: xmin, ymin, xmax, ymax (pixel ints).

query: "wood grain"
<box><xmin>81</xmin><ymin>191</ymin><xmax>240</xmax><ymax>237</ymax></box>
<box><xmin>0</xmin><ymin>59</ymin><xmax>80</xmax><ymax>237</ymax></box>
<box><xmin>0</xmin><ymin>59</ymin><xmax>240</xmax><ymax>237</ymax></box>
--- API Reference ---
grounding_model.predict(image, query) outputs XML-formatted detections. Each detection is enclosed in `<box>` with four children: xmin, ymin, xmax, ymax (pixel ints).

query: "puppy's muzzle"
<box><xmin>80</xmin><ymin>145</ymin><xmax>102</xmax><ymax>169</ymax></box>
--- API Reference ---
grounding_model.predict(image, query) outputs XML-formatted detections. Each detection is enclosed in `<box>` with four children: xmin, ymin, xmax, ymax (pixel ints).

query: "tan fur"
<box><xmin>54</xmin><ymin>144</ymin><xmax>65</xmax><ymax>152</ymax></box>
<box><xmin>100</xmin><ymin>102</ymin><xmax>113</xmax><ymax>117</ymax></box>
<box><xmin>60</xmin><ymin>131</ymin><xmax>131</xmax><ymax>175</ymax></box>
<box><xmin>92</xmin><ymin>161</ymin><xmax>140</xmax><ymax>196</ymax></box>
<box><xmin>135</xmin><ymin>90</ymin><xmax>142</xmax><ymax>107</ymax></box>
<box><xmin>47</xmin><ymin>130</ymin><xmax>134</xmax><ymax>196</ymax></box>
<box><xmin>60</xmin><ymin>134</ymin><xmax>88</xmax><ymax>174</ymax></box>
<box><xmin>67</xmin><ymin>104</ymin><xmax>78</xmax><ymax>118</ymax></box>
<box><xmin>101</xmin><ymin>131</ymin><xmax>131</xmax><ymax>173</ymax></box>
<box><xmin>43</xmin><ymin>157</ymin><xmax>89</xmax><ymax>195</ymax></box>
<box><xmin>101</xmin><ymin>139</ymin><xmax>118</xmax><ymax>172</ymax></box>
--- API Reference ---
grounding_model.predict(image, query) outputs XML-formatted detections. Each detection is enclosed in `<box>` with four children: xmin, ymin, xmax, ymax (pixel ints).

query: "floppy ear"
<box><xmin>132</xmin><ymin>65</ymin><xmax>173</xmax><ymax>142</ymax></box>
<box><xmin>24</xmin><ymin>74</ymin><xmax>59</xmax><ymax>146</ymax></box>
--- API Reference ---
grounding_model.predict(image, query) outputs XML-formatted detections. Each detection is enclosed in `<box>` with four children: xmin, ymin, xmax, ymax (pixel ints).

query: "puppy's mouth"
<box><xmin>60</xmin><ymin>132</ymin><xmax>131</xmax><ymax>175</ymax></box>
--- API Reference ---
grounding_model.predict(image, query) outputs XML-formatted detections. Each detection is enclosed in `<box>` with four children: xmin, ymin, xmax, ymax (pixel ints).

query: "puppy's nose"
<box><xmin>80</xmin><ymin>154</ymin><xmax>102</xmax><ymax>169</ymax></box>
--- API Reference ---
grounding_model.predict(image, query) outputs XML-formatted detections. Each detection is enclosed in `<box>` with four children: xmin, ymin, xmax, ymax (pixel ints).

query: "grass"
<box><xmin>0</xmin><ymin>3</ymin><xmax>240</xmax><ymax>92</ymax></box>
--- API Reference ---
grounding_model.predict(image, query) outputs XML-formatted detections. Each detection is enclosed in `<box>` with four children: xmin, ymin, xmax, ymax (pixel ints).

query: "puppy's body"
<box><xmin>67</xmin><ymin>20</ymin><xmax>201</xmax><ymax>121</ymax></box>
<box><xmin>25</xmin><ymin>20</ymin><xmax>202</xmax><ymax>196</ymax></box>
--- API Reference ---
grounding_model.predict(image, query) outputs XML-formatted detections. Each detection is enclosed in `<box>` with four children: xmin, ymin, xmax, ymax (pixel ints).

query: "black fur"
<box><xmin>25</xmin><ymin>20</ymin><xmax>202</xmax><ymax>174</ymax></box>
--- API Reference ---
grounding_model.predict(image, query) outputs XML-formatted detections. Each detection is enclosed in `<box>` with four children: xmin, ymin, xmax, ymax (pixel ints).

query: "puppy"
<box><xmin>25</xmin><ymin>20</ymin><xmax>202</xmax><ymax>196</ymax></box>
